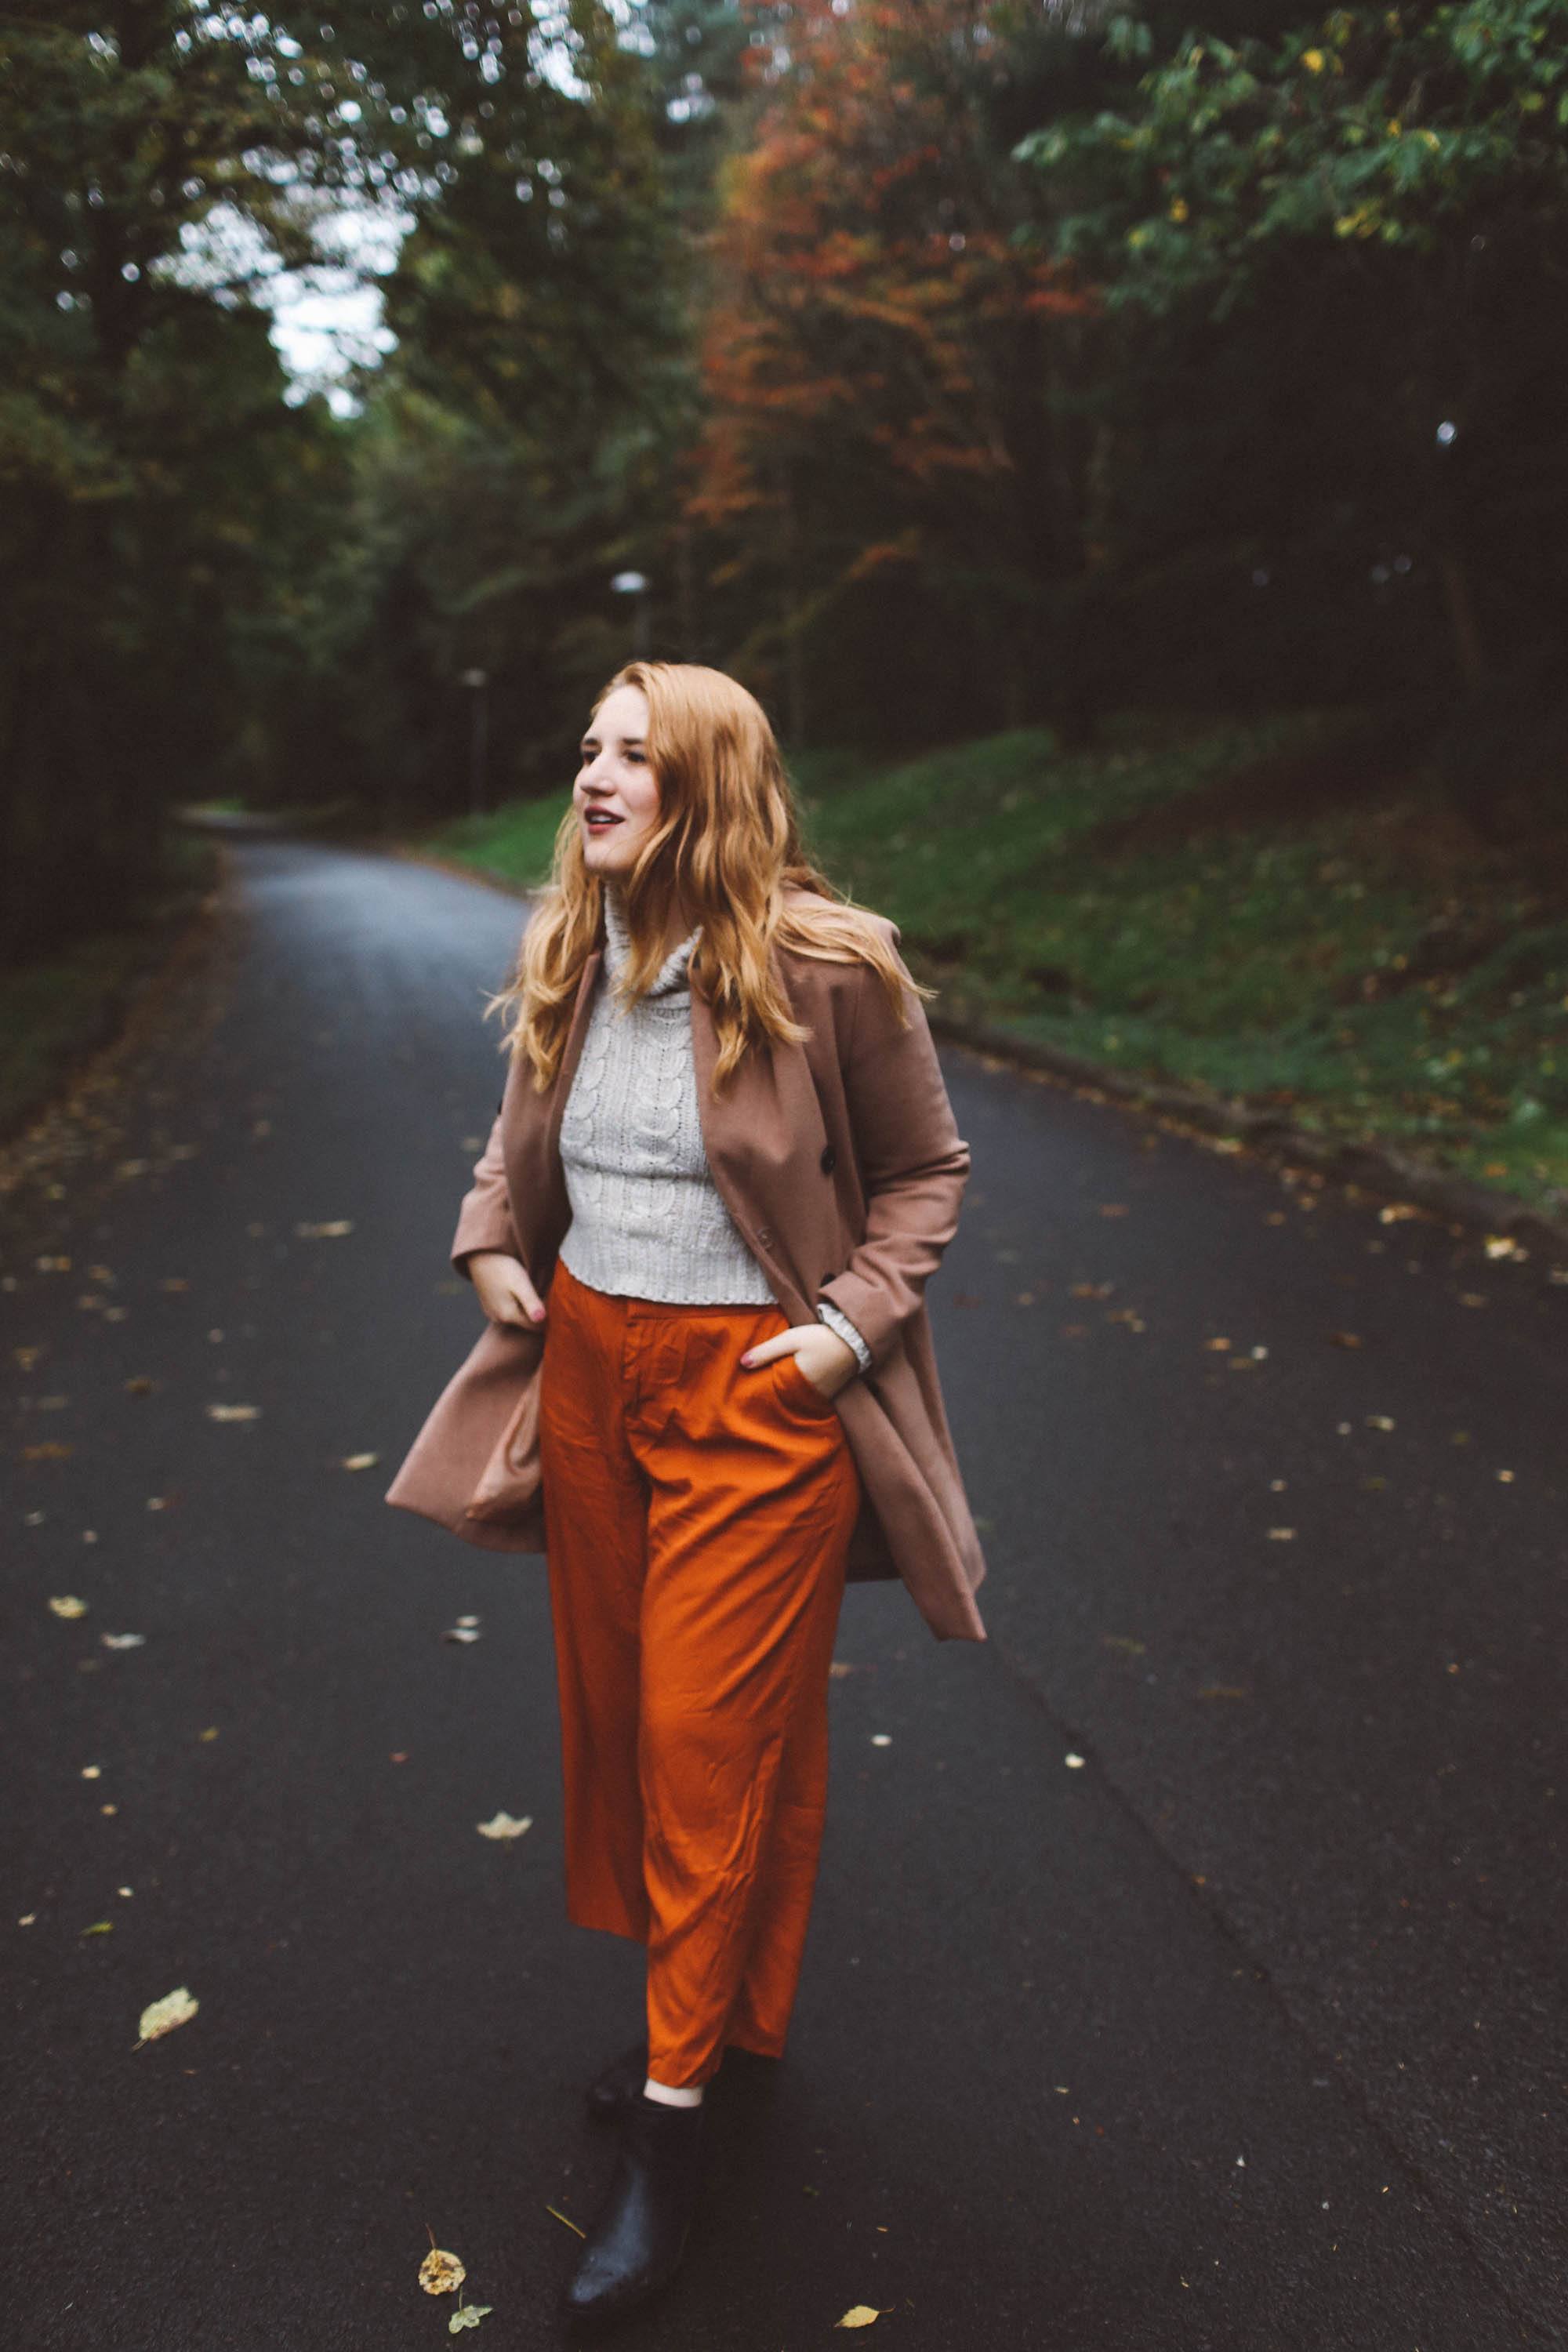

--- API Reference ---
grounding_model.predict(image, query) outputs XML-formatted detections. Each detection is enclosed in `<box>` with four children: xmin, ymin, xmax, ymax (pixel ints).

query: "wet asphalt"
<box><xmin>4</xmin><ymin>835</ymin><xmax>1565</xmax><ymax>2352</ymax></box>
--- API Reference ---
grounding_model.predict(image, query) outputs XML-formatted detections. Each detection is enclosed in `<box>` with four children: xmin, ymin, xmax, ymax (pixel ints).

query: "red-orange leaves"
<box><xmin>686</xmin><ymin>0</ymin><xmax>1094</xmax><ymax>599</ymax></box>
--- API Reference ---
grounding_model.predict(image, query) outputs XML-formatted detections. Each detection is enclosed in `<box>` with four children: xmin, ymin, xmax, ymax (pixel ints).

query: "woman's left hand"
<box><xmin>739</xmin><ymin>1324</ymin><xmax>859</xmax><ymax>1400</ymax></box>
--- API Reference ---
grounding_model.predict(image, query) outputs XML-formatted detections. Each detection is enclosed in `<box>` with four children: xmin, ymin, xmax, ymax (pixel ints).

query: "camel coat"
<box><xmin>383</xmin><ymin>902</ymin><xmax>988</xmax><ymax>1642</ymax></box>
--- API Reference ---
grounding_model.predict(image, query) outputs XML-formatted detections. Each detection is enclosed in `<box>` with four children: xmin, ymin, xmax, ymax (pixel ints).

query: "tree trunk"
<box><xmin>1436</xmin><ymin>546</ymin><xmax>1486</xmax><ymax>691</ymax></box>
<box><xmin>780</xmin><ymin>473</ymin><xmax>806</xmax><ymax>745</ymax></box>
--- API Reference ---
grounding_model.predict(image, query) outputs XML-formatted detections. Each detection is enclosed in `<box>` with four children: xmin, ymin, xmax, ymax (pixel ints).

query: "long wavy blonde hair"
<box><xmin>486</xmin><ymin>660</ymin><xmax>926</xmax><ymax>1093</ymax></box>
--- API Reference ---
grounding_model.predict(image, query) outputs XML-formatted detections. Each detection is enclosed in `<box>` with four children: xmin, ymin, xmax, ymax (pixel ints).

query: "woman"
<box><xmin>384</xmin><ymin>660</ymin><xmax>986</xmax><ymax>2329</ymax></box>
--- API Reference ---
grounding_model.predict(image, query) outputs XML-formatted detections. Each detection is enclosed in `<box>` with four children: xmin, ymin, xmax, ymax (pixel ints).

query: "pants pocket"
<box><xmin>773</xmin><ymin>1352</ymin><xmax>840</xmax><ymax>1420</ymax></box>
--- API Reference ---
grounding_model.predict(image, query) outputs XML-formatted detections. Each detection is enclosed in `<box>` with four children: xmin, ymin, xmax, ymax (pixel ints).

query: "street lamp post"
<box><xmin>611</xmin><ymin>571</ymin><xmax>651</xmax><ymax>659</ymax></box>
<box><xmin>459</xmin><ymin>668</ymin><xmax>488</xmax><ymax>818</ymax></box>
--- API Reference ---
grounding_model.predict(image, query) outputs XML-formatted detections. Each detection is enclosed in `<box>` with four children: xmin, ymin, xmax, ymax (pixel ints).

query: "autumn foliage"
<box><xmin>685</xmin><ymin>0</ymin><xmax>1096</xmax><ymax>738</ymax></box>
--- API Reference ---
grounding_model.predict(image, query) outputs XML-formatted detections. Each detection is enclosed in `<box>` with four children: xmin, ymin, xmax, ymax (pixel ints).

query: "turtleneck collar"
<box><xmin>601</xmin><ymin>885</ymin><xmax>700</xmax><ymax>998</ymax></box>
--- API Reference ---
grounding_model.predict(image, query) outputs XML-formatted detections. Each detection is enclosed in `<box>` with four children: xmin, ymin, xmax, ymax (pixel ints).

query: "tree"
<box><xmin>1016</xmin><ymin>3</ymin><xmax>1568</xmax><ymax>700</ymax></box>
<box><xmin>0</xmin><ymin>2</ymin><xmax>672</xmax><ymax>957</ymax></box>
<box><xmin>683</xmin><ymin>0</ymin><xmax>1098</xmax><ymax>747</ymax></box>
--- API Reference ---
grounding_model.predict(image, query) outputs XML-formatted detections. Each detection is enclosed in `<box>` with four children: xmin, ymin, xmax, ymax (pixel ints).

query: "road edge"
<box><xmin>0</xmin><ymin>837</ymin><xmax>231</xmax><ymax>1162</ymax></box>
<box><xmin>929</xmin><ymin>1008</ymin><xmax>1568</xmax><ymax>1266</ymax></box>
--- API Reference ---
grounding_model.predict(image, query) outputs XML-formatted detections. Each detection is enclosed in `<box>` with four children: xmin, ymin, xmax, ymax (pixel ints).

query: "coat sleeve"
<box><xmin>450</xmin><ymin>1098</ymin><xmax>524</xmax><ymax>1283</ymax></box>
<box><xmin>815</xmin><ymin>942</ymin><xmax>970</xmax><ymax>1369</ymax></box>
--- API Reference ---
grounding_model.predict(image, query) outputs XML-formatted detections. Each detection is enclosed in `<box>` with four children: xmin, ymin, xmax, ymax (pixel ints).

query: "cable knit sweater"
<box><xmin>556</xmin><ymin>888</ymin><xmax>872</xmax><ymax>1371</ymax></box>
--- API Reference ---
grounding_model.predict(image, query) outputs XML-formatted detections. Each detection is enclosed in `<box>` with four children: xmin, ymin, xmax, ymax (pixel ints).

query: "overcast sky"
<box><xmin>264</xmin><ymin>201</ymin><xmax>410</xmax><ymax>413</ymax></box>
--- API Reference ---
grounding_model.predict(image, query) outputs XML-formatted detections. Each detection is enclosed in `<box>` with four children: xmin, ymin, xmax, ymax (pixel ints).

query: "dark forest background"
<box><xmin>4</xmin><ymin>1</ymin><xmax>1566</xmax><ymax>967</ymax></box>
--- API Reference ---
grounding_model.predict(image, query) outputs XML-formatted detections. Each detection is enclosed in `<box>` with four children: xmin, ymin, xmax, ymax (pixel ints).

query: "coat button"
<box><xmin>820</xmin><ymin>1144</ymin><xmax>837</xmax><ymax>1174</ymax></box>
<box><xmin>755</xmin><ymin>1227</ymin><xmax>774</xmax><ymax>1247</ymax></box>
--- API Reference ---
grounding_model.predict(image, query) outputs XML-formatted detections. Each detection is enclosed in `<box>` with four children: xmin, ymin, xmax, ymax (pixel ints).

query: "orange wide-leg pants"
<box><xmin>537</xmin><ymin>1258</ymin><xmax>863</xmax><ymax>2089</ymax></box>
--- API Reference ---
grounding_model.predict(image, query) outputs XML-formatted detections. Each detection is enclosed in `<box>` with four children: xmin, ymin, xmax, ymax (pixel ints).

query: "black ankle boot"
<box><xmin>585</xmin><ymin>2039</ymin><xmax>648</xmax><ymax>2123</ymax></box>
<box><xmin>561</xmin><ymin>2092</ymin><xmax>707</xmax><ymax>2329</ymax></box>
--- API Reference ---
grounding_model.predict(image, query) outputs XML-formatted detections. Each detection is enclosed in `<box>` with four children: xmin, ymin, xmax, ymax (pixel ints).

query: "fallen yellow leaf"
<box><xmin>136</xmin><ymin>1986</ymin><xmax>198</xmax><ymax>2046</ymax></box>
<box><xmin>837</xmin><ymin>2309</ymin><xmax>883</xmax><ymax>2331</ymax></box>
<box><xmin>339</xmin><ymin>1452</ymin><xmax>380</xmax><ymax>1471</ymax></box>
<box><xmin>419</xmin><ymin>2248</ymin><xmax>466</xmax><ymax>2296</ymax></box>
<box><xmin>49</xmin><ymin>1595</ymin><xmax>88</xmax><ymax>1619</ymax></box>
<box><xmin>476</xmin><ymin>1812</ymin><xmax>532</xmax><ymax>1841</ymax></box>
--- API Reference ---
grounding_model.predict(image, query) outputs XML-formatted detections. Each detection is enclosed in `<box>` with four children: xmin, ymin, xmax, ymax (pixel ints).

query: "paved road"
<box><xmin>5</xmin><ymin>837</ymin><xmax>1564</xmax><ymax>2351</ymax></box>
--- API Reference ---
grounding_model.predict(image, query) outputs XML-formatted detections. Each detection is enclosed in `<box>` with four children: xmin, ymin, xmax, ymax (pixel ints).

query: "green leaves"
<box><xmin>1022</xmin><ymin>0</ymin><xmax>1568</xmax><ymax>307</ymax></box>
<box><xmin>1105</xmin><ymin>16</ymin><xmax>1155</xmax><ymax>64</ymax></box>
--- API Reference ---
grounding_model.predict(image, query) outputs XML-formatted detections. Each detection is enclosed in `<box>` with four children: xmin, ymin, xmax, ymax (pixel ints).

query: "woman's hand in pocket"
<box><xmin>740</xmin><ymin>1323</ymin><xmax>858</xmax><ymax>1399</ymax></box>
<box><xmin>466</xmin><ymin>1250</ymin><xmax>546</xmax><ymax>1329</ymax></box>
